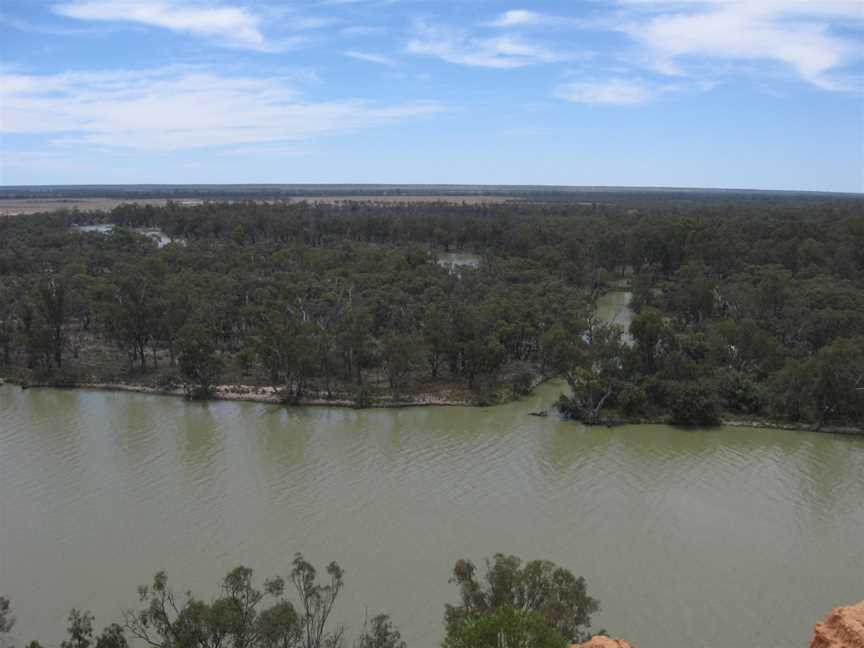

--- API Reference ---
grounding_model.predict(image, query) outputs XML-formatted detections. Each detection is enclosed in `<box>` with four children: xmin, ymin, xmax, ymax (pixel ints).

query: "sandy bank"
<box><xmin>11</xmin><ymin>380</ymin><xmax>474</xmax><ymax>409</ymax></box>
<box><xmin>4</xmin><ymin>378</ymin><xmax>862</xmax><ymax>434</ymax></box>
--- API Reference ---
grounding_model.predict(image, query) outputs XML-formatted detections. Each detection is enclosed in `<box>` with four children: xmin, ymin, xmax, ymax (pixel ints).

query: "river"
<box><xmin>1</xmin><ymin>378</ymin><xmax>862</xmax><ymax>648</ymax></box>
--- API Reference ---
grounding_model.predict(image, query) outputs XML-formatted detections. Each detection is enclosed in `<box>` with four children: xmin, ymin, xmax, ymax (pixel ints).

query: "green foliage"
<box><xmin>629</xmin><ymin>309</ymin><xmax>672</xmax><ymax>374</ymax></box>
<box><xmin>353</xmin><ymin>387</ymin><xmax>372</xmax><ymax>409</ymax></box>
<box><xmin>98</xmin><ymin>261</ymin><xmax>165</xmax><ymax>372</ymax></box>
<box><xmin>444</xmin><ymin>554</ymin><xmax>599</xmax><ymax>644</ymax></box>
<box><xmin>31</xmin><ymin>366</ymin><xmax>84</xmax><ymax>387</ymax></box>
<box><xmin>713</xmin><ymin>368</ymin><xmax>766</xmax><ymax>415</ymax></box>
<box><xmin>6</xmin><ymin>554</ymin><xmax>599</xmax><ymax>648</ymax></box>
<box><xmin>666</xmin><ymin>381</ymin><xmax>721</xmax><ymax>426</ymax></box>
<box><xmin>470</xmin><ymin>374</ymin><xmax>500</xmax><ymax>406</ymax></box>
<box><xmin>810</xmin><ymin>336</ymin><xmax>864</xmax><ymax>423</ymax></box>
<box><xmin>615</xmin><ymin>382</ymin><xmax>649</xmax><ymax>417</ymax></box>
<box><xmin>1</xmin><ymin>196</ymin><xmax>863</xmax><ymax>427</ymax></box>
<box><xmin>768</xmin><ymin>337</ymin><xmax>864</xmax><ymax>424</ymax></box>
<box><xmin>123</xmin><ymin>556</ymin><xmax>349</xmax><ymax>648</ymax></box>
<box><xmin>58</xmin><ymin>610</ymin><xmax>126</xmax><ymax>648</ymax></box>
<box><xmin>670</xmin><ymin>263</ymin><xmax>715</xmax><ymax>326</ymax></box>
<box><xmin>544</xmin><ymin>319</ymin><xmax>624</xmax><ymax>424</ymax></box>
<box><xmin>442</xmin><ymin>607</ymin><xmax>567</xmax><ymax>648</ymax></box>
<box><xmin>382</xmin><ymin>333</ymin><xmax>424</xmax><ymax>394</ymax></box>
<box><xmin>628</xmin><ymin>270</ymin><xmax>657</xmax><ymax>313</ymax></box>
<box><xmin>767</xmin><ymin>359</ymin><xmax>812</xmax><ymax>422</ymax></box>
<box><xmin>177</xmin><ymin>324</ymin><xmax>223</xmax><ymax>398</ymax></box>
<box><xmin>510</xmin><ymin>365</ymin><xmax>535</xmax><ymax>399</ymax></box>
<box><xmin>353</xmin><ymin>615</ymin><xmax>405</xmax><ymax>648</ymax></box>
<box><xmin>157</xmin><ymin>371</ymin><xmax>182</xmax><ymax>389</ymax></box>
<box><xmin>0</xmin><ymin>597</ymin><xmax>14</xmax><ymax>637</ymax></box>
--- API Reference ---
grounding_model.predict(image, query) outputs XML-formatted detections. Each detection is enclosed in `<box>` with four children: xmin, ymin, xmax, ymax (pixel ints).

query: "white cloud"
<box><xmin>407</xmin><ymin>22</ymin><xmax>567</xmax><ymax>69</ymax></box>
<box><xmin>0</xmin><ymin>67</ymin><xmax>440</xmax><ymax>151</ymax></box>
<box><xmin>487</xmin><ymin>9</ymin><xmax>592</xmax><ymax>28</ymax></box>
<box><xmin>52</xmin><ymin>0</ymin><xmax>270</xmax><ymax>50</ymax></box>
<box><xmin>345</xmin><ymin>50</ymin><xmax>396</xmax><ymax>66</ymax></box>
<box><xmin>554</xmin><ymin>79</ymin><xmax>654</xmax><ymax>105</ymax></box>
<box><xmin>619</xmin><ymin>0</ymin><xmax>863</xmax><ymax>89</ymax></box>
<box><xmin>489</xmin><ymin>10</ymin><xmax>548</xmax><ymax>27</ymax></box>
<box><xmin>620</xmin><ymin>0</ymin><xmax>864</xmax><ymax>20</ymax></box>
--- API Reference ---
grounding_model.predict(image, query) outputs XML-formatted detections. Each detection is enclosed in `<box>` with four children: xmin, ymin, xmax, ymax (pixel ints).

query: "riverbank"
<box><xmin>4</xmin><ymin>376</ymin><xmax>861</xmax><ymax>435</ymax></box>
<box><xmin>600</xmin><ymin>414</ymin><xmax>863</xmax><ymax>436</ymax></box>
<box><xmin>2</xmin><ymin>377</ymin><xmax>478</xmax><ymax>408</ymax></box>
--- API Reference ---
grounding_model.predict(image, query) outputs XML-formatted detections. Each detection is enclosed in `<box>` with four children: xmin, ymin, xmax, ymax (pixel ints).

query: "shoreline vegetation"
<box><xmin>1</xmin><ymin>194</ymin><xmax>862</xmax><ymax>434</ymax></box>
<box><xmin>1</xmin><ymin>553</ymin><xmax>603</xmax><ymax>648</ymax></box>
<box><xmin>3</xmin><ymin>377</ymin><xmax>861</xmax><ymax>436</ymax></box>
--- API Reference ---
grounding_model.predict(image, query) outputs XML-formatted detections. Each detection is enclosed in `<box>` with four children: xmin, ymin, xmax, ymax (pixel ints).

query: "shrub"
<box><xmin>511</xmin><ymin>366</ymin><xmax>535</xmax><ymax>398</ymax></box>
<box><xmin>33</xmin><ymin>367</ymin><xmax>83</xmax><ymax>387</ymax></box>
<box><xmin>353</xmin><ymin>387</ymin><xmax>372</xmax><ymax>409</ymax></box>
<box><xmin>471</xmin><ymin>374</ymin><xmax>500</xmax><ymax>406</ymax></box>
<box><xmin>157</xmin><ymin>372</ymin><xmax>182</xmax><ymax>389</ymax></box>
<box><xmin>713</xmin><ymin>368</ymin><xmax>766</xmax><ymax>415</ymax></box>
<box><xmin>667</xmin><ymin>380</ymin><xmax>721</xmax><ymax>426</ymax></box>
<box><xmin>616</xmin><ymin>382</ymin><xmax>649</xmax><ymax>417</ymax></box>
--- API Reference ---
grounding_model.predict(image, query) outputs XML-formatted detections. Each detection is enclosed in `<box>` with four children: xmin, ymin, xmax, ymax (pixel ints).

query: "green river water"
<box><xmin>1</xmin><ymin>291</ymin><xmax>862</xmax><ymax>647</ymax></box>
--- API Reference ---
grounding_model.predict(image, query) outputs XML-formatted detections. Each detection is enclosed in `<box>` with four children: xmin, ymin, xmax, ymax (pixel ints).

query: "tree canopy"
<box><xmin>0</xmin><ymin>195</ymin><xmax>862</xmax><ymax>426</ymax></box>
<box><xmin>2</xmin><ymin>554</ymin><xmax>599</xmax><ymax>648</ymax></box>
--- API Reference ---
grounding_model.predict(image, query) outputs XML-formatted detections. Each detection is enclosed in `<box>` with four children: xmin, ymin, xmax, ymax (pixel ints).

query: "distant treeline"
<box><xmin>0</xmin><ymin>197</ymin><xmax>862</xmax><ymax>425</ymax></box>
<box><xmin>1</xmin><ymin>185</ymin><xmax>857</xmax><ymax>205</ymax></box>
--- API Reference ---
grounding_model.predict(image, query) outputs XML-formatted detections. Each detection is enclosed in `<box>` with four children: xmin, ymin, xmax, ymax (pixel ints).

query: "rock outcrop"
<box><xmin>811</xmin><ymin>601</ymin><xmax>864</xmax><ymax>648</ymax></box>
<box><xmin>572</xmin><ymin>637</ymin><xmax>636</xmax><ymax>648</ymax></box>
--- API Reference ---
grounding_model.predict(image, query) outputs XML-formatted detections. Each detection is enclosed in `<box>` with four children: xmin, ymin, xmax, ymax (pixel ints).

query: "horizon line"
<box><xmin>1</xmin><ymin>183</ymin><xmax>862</xmax><ymax>196</ymax></box>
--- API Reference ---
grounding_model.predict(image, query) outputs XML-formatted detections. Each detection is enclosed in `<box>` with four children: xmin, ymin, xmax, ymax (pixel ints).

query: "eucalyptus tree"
<box><xmin>542</xmin><ymin>316</ymin><xmax>625</xmax><ymax>424</ymax></box>
<box><xmin>443</xmin><ymin>554</ymin><xmax>600</xmax><ymax>645</ymax></box>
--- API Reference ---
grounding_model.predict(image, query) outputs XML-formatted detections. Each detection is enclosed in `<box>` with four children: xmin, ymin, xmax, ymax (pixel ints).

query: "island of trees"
<box><xmin>0</xmin><ymin>194</ymin><xmax>862</xmax><ymax>429</ymax></box>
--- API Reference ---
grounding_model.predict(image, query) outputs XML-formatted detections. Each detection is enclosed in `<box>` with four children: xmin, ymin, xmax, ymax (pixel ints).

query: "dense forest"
<box><xmin>0</xmin><ymin>553</ymin><xmax>600</xmax><ymax>648</ymax></box>
<box><xmin>0</xmin><ymin>196</ymin><xmax>862</xmax><ymax>427</ymax></box>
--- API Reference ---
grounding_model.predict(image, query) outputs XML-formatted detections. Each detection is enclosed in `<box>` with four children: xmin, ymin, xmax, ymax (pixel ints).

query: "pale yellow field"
<box><xmin>0</xmin><ymin>194</ymin><xmax>519</xmax><ymax>216</ymax></box>
<box><xmin>0</xmin><ymin>198</ymin><xmax>183</xmax><ymax>216</ymax></box>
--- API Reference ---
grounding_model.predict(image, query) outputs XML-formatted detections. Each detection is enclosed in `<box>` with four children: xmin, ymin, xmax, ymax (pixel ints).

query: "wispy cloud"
<box><xmin>407</xmin><ymin>22</ymin><xmax>568</xmax><ymax>69</ymax></box>
<box><xmin>0</xmin><ymin>67</ymin><xmax>441</xmax><ymax>151</ymax></box>
<box><xmin>345</xmin><ymin>50</ymin><xmax>396</xmax><ymax>66</ymax></box>
<box><xmin>52</xmin><ymin>0</ymin><xmax>271</xmax><ymax>50</ymax></box>
<box><xmin>554</xmin><ymin>75</ymin><xmax>719</xmax><ymax>105</ymax></box>
<box><xmin>618</xmin><ymin>0</ymin><xmax>863</xmax><ymax>89</ymax></box>
<box><xmin>489</xmin><ymin>10</ymin><xmax>553</xmax><ymax>27</ymax></box>
<box><xmin>485</xmin><ymin>2</ymin><xmax>861</xmax><ymax>91</ymax></box>
<box><xmin>554</xmin><ymin>78</ymin><xmax>654</xmax><ymax>105</ymax></box>
<box><xmin>487</xmin><ymin>9</ymin><xmax>593</xmax><ymax>28</ymax></box>
<box><xmin>0</xmin><ymin>13</ymin><xmax>105</xmax><ymax>36</ymax></box>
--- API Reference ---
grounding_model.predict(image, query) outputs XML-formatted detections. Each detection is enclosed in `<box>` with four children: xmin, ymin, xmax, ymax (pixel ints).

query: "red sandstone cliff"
<box><xmin>810</xmin><ymin>601</ymin><xmax>864</xmax><ymax>648</ymax></box>
<box><xmin>571</xmin><ymin>601</ymin><xmax>864</xmax><ymax>648</ymax></box>
<box><xmin>572</xmin><ymin>638</ymin><xmax>636</xmax><ymax>648</ymax></box>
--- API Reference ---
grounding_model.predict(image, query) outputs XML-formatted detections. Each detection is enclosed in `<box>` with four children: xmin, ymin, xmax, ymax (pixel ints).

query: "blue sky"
<box><xmin>1</xmin><ymin>0</ymin><xmax>862</xmax><ymax>191</ymax></box>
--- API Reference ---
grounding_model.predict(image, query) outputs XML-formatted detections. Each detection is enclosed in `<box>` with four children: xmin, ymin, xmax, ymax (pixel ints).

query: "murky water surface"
<box><xmin>2</xmin><ymin>380</ymin><xmax>862</xmax><ymax>648</ymax></box>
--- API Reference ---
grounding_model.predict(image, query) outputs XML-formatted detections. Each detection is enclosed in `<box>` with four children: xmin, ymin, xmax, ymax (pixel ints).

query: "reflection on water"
<box><xmin>1</xmin><ymin>382</ymin><xmax>862</xmax><ymax>648</ymax></box>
